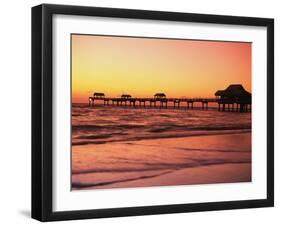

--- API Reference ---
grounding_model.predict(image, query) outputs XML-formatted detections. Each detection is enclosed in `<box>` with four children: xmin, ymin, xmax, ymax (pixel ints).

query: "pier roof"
<box><xmin>154</xmin><ymin>93</ymin><xmax>166</xmax><ymax>97</ymax></box>
<box><xmin>93</xmin><ymin>92</ymin><xmax>105</xmax><ymax>96</ymax></box>
<box><xmin>215</xmin><ymin>84</ymin><xmax>251</xmax><ymax>97</ymax></box>
<box><xmin>121</xmin><ymin>94</ymin><xmax>132</xmax><ymax>98</ymax></box>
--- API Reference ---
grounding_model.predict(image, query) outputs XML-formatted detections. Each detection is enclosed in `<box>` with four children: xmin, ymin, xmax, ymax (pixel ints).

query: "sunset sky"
<box><xmin>72</xmin><ymin>34</ymin><xmax>251</xmax><ymax>103</ymax></box>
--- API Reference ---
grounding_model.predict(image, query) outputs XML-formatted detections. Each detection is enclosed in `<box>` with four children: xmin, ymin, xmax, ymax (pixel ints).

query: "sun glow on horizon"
<box><xmin>72</xmin><ymin>34</ymin><xmax>251</xmax><ymax>103</ymax></box>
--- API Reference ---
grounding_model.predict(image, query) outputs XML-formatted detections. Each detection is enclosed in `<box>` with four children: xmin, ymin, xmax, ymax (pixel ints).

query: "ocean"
<box><xmin>72</xmin><ymin>104</ymin><xmax>252</xmax><ymax>190</ymax></box>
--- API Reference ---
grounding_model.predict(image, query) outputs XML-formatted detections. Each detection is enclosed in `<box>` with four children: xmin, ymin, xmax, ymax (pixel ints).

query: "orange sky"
<box><xmin>72</xmin><ymin>34</ymin><xmax>251</xmax><ymax>103</ymax></box>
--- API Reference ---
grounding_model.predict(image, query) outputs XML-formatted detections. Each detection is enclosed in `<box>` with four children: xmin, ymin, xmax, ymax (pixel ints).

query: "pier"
<box><xmin>88</xmin><ymin>84</ymin><xmax>251</xmax><ymax>112</ymax></box>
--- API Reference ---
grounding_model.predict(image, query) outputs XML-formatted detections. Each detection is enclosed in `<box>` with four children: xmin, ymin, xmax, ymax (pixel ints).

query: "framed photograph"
<box><xmin>32</xmin><ymin>4</ymin><xmax>274</xmax><ymax>221</ymax></box>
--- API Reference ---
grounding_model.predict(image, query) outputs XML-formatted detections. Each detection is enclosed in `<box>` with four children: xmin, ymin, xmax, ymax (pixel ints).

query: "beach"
<box><xmin>72</xmin><ymin>131</ymin><xmax>251</xmax><ymax>190</ymax></box>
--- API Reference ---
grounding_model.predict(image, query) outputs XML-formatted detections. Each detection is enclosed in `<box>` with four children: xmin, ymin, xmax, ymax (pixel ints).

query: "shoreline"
<box><xmin>72</xmin><ymin>129</ymin><xmax>251</xmax><ymax>146</ymax></box>
<box><xmin>73</xmin><ymin>163</ymin><xmax>251</xmax><ymax>190</ymax></box>
<box><xmin>72</xmin><ymin>132</ymin><xmax>252</xmax><ymax>190</ymax></box>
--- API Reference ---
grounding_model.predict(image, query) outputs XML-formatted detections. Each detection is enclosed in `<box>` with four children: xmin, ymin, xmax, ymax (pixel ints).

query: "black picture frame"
<box><xmin>32</xmin><ymin>3</ymin><xmax>274</xmax><ymax>222</ymax></box>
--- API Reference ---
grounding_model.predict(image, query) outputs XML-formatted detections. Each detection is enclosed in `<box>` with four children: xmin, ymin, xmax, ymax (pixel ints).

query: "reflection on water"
<box><xmin>72</xmin><ymin>104</ymin><xmax>251</xmax><ymax>145</ymax></box>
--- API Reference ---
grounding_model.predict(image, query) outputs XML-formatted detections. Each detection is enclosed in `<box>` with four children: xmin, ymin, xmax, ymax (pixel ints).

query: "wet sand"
<box><xmin>89</xmin><ymin>163</ymin><xmax>251</xmax><ymax>189</ymax></box>
<box><xmin>72</xmin><ymin>132</ymin><xmax>251</xmax><ymax>190</ymax></box>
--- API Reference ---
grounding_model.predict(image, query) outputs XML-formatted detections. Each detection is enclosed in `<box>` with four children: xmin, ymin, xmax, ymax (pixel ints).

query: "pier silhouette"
<box><xmin>89</xmin><ymin>84</ymin><xmax>251</xmax><ymax>112</ymax></box>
